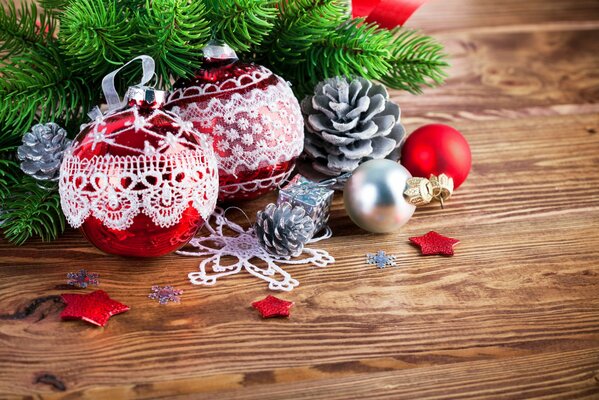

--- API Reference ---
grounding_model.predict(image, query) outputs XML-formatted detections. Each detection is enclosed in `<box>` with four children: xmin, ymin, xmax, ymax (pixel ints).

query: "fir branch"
<box><xmin>0</xmin><ymin>177</ymin><xmax>65</xmax><ymax>245</ymax></box>
<box><xmin>0</xmin><ymin>45</ymin><xmax>95</xmax><ymax>140</ymax></box>
<box><xmin>0</xmin><ymin>146</ymin><xmax>20</xmax><ymax>200</ymax></box>
<box><xmin>137</xmin><ymin>0</ymin><xmax>210</xmax><ymax>85</ymax></box>
<box><xmin>287</xmin><ymin>19</ymin><xmax>394</xmax><ymax>95</ymax></box>
<box><xmin>281</xmin><ymin>20</ymin><xmax>448</xmax><ymax>96</ymax></box>
<box><xmin>262</xmin><ymin>0</ymin><xmax>348</xmax><ymax>66</ymax></box>
<box><xmin>208</xmin><ymin>0</ymin><xmax>278</xmax><ymax>53</ymax></box>
<box><xmin>381</xmin><ymin>29</ymin><xmax>448</xmax><ymax>94</ymax></box>
<box><xmin>0</xmin><ymin>1</ymin><xmax>57</xmax><ymax>60</ymax></box>
<box><xmin>38</xmin><ymin>0</ymin><xmax>70</xmax><ymax>15</ymax></box>
<box><xmin>59</xmin><ymin>0</ymin><xmax>134</xmax><ymax>78</ymax></box>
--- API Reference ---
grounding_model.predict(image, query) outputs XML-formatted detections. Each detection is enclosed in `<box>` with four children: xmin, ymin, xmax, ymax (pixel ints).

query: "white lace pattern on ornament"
<box><xmin>178</xmin><ymin>208</ymin><xmax>334</xmax><ymax>292</ymax></box>
<box><xmin>168</xmin><ymin>65</ymin><xmax>273</xmax><ymax>97</ymax></box>
<box><xmin>168</xmin><ymin>77</ymin><xmax>304</xmax><ymax>174</ymax></box>
<box><xmin>219</xmin><ymin>168</ymin><xmax>293</xmax><ymax>198</ymax></box>
<box><xmin>59</xmin><ymin>108</ymin><xmax>219</xmax><ymax>231</ymax></box>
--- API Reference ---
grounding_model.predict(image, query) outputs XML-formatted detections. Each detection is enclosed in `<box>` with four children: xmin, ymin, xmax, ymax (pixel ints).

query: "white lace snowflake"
<box><xmin>178</xmin><ymin>208</ymin><xmax>335</xmax><ymax>292</ymax></box>
<box><xmin>237</xmin><ymin>118</ymin><xmax>250</xmax><ymax>130</ymax></box>
<box><xmin>217</xmin><ymin>140</ymin><xmax>230</xmax><ymax>152</ymax></box>
<box><xmin>232</xmin><ymin>144</ymin><xmax>244</xmax><ymax>157</ymax></box>
<box><xmin>252</xmin><ymin>124</ymin><xmax>263</xmax><ymax>135</ymax></box>
<box><xmin>225</xmin><ymin>128</ymin><xmax>240</xmax><ymax>141</ymax></box>
<box><xmin>241</xmin><ymin>133</ymin><xmax>254</xmax><ymax>145</ymax></box>
<box><xmin>213</xmin><ymin>125</ymin><xmax>225</xmax><ymax>136</ymax></box>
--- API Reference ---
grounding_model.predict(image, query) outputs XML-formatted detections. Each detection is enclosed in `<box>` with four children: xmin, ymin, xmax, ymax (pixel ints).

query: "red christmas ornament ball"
<box><xmin>59</xmin><ymin>87</ymin><xmax>219</xmax><ymax>257</ymax></box>
<box><xmin>166</xmin><ymin>49</ymin><xmax>304</xmax><ymax>202</ymax></box>
<box><xmin>401</xmin><ymin>124</ymin><xmax>471</xmax><ymax>189</ymax></box>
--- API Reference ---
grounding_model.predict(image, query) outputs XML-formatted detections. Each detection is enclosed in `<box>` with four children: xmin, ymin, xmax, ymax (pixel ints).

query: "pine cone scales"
<box><xmin>301</xmin><ymin>77</ymin><xmax>406</xmax><ymax>177</ymax></box>
<box><xmin>18</xmin><ymin>123</ymin><xmax>71</xmax><ymax>181</ymax></box>
<box><xmin>255</xmin><ymin>202</ymin><xmax>315</xmax><ymax>257</ymax></box>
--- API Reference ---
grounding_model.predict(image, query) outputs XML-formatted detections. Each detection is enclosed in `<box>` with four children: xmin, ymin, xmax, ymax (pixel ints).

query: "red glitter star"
<box><xmin>60</xmin><ymin>290</ymin><xmax>130</xmax><ymax>327</ymax></box>
<box><xmin>409</xmin><ymin>231</ymin><xmax>460</xmax><ymax>256</ymax></box>
<box><xmin>251</xmin><ymin>295</ymin><xmax>294</xmax><ymax>318</ymax></box>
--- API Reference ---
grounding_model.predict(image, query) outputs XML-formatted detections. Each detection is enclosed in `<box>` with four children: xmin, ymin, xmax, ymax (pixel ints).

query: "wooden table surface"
<box><xmin>2</xmin><ymin>1</ymin><xmax>599</xmax><ymax>399</ymax></box>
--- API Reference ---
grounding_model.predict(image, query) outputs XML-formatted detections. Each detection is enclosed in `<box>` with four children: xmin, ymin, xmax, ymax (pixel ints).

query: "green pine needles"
<box><xmin>1</xmin><ymin>177</ymin><xmax>65</xmax><ymax>245</ymax></box>
<box><xmin>0</xmin><ymin>0</ymin><xmax>448</xmax><ymax>245</ymax></box>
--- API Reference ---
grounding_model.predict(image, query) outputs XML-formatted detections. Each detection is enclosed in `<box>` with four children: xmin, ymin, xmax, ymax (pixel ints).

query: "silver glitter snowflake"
<box><xmin>366</xmin><ymin>251</ymin><xmax>397</xmax><ymax>269</ymax></box>
<box><xmin>148</xmin><ymin>286</ymin><xmax>183</xmax><ymax>305</ymax></box>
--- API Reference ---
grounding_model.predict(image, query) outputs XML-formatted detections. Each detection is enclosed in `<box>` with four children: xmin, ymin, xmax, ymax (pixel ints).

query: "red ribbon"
<box><xmin>352</xmin><ymin>0</ymin><xmax>428</xmax><ymax>29</ymax></box>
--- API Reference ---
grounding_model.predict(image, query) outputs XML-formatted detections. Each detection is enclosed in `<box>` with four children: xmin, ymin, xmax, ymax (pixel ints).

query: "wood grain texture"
<box><xmin>1</xmin><ymin>1</ymin><xmax>599</xmax><ymax>399</ymax></box>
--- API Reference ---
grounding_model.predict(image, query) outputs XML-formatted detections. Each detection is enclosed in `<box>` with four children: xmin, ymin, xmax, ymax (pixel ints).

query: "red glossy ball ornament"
<box><xmin>166</xmin><ymin>43</ymin><xmax>304</xmax><ymax>202</ymax></box>
<box><xmin>59</xmin><ymin>86</ymin><xmax>219</xmax><ymax>257</ymax></box>
<box><xmin>401</xmin><ymin>124</ymin><xmax>471</xmax><ymax>189</ymax></box>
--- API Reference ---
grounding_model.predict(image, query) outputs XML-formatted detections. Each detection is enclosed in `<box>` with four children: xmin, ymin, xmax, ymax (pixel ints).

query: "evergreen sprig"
<box><xmin>0</xmin><ymin>146</ymin><xmax>20</xmax><ymax>200</ymax></box>
<box><xmin>0</xmin><ymin>45</ymin><xmax>95</xmax><ymax>141</ymax></box>
<box><xmin>263</xmin><ymin>0</ymin><xmax>348</xmax><ymax>66</ymax></box>
<box><xmin>137</xmin><ymin>0</ymin><xmax>211</xmax><ymax>85</ymax></box>
<box><xmin>59</xmin><ymin>0</ymin><xmax>134</xmax><ymax>78</ymax></box>
<box><xmin>0</xmin><ymin>177</ymin><xmax>65</xmax><ymax>245</ymax></box>
<box><xmin>284</xmin><ymin>19</ymin><xmax>395</xmax><ymax>95</ymax></box>
<box><xmin>208</xmin><ymin>0</ymin><xmax>278</xmax><ymax>53</ymax></box>
<box><xmin>38</xmin><ymin>0</ymin><xmax>70</xmax><ymax>15</ymax></box>
<box><xmin>382</xmin><ymin>29</ymin><xmax>448</xmax><ymax>93</ymax></box>
<box><xmin>0</xmin><ymin>1</ymin><xmax>56</xmax><ymax>59</ymax></box>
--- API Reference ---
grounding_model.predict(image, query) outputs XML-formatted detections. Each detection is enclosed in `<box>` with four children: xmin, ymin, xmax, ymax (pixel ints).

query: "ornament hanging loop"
<box><xmin>101</xmin><ymin>55</ymin><xmax>156</xmax><ymax>112</ymax></box>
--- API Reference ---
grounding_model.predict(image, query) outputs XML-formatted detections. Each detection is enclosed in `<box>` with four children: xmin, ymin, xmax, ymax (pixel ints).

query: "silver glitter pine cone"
<box><xmin>17</xmin><ymin>123</ymin><xmax>72</xmax><ymax>181</ymax></box>
<box><xmin>301</xmin><ymin>76</ymin><xmax>406</xmax><ymax>177</ymax></box>
<box><xmin>255</xmin><ymin>202</ymin><xmax>315</xmax><ymax>257</ymax></box>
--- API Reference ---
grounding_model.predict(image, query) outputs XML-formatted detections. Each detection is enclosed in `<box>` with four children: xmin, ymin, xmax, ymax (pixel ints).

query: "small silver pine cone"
<box><xmin>17</xmin><ymin>123</ymin><xmax>72</xmax><ymax>182</ymax></box>
<box><xmin>301</xmin><ymin>76</ymin><xmax>406</xmax><ymax>177</ymax></box>
<box><xmin>255</xmin><ymin>202</ymin><xmax>315</xmax><ymax>257</ymax></box>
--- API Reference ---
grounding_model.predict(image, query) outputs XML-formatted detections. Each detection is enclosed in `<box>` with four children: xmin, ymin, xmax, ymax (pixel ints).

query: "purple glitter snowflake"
<box><xmin>66</xmin><ymin>269</ymin><xmax>99</xmax><ymax>288</ymax></box>
<box><xmin>148</xmin><ymin>286</ymin><xmax>183</xmax><ymax>305</ymax></box>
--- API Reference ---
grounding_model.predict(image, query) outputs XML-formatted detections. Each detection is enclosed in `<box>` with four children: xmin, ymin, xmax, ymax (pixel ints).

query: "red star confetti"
<box><xmin>409</xmin><ymin>231</ymin><xmax>460</xmax><ymax>256</ymax></box>
<box><xmin>60</xmin><ymin>290</ymin><xmax>130</xmax><ymax>327</ymax></box>
<box><xmin>252</xmin><ymin>295</ymin><xmax>294</xmax><ymax>318</ymax></box>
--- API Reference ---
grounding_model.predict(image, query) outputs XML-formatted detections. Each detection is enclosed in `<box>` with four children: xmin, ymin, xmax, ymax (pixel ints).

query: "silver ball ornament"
<box><xmin>343</xmin><ymin>159</ymin><xmax>416</xmax><ymax>233</ymax></box>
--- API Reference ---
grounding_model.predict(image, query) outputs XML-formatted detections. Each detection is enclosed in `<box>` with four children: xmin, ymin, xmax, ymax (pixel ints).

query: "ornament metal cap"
<box><xmin>429</xmin><ymin>174</ymin><xmax>454</xmax><ymax>205</ymax></box>
<box><xmin>403</xmin><ymin>174</ymin><xmax>454</xmax><ymax>208</ymax></box>
<box><xmin>125</xmin><ymin>85</ymin><xmax>167</xmax><ymax>108</ymax></box>
<box><xmin>404</xmin><ymin>177</ymin><xmax>434</xmax><ymax>206</ymax></box>
<box><xmin>203</xmin><ymin>39</ymin><xmax>238</xmax><ymax>61</ymax></box>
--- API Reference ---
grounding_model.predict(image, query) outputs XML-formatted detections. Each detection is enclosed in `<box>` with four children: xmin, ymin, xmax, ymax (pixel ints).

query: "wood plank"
<box><xmin>181</xmin><ymin>349</ymin><xmax>599</xmax><ymax>400</ymax></box>
<box><xmin>393</xmin><ymin>29</ymin><xmax>599</xmax><ymax>123</ymax></box>
<box><xmin>1</xmin><ymin>113</ymin><xmax>598</xmax><ymax>398</ymax></box>
<box><xmin>406</xmin><ymin>0</ymin><xmax>599</xmax><ymax>33</ymax></box>
<box><xmin>2</xmin><ymin>0</ymin><xmax>599</xmax><ymax>399</ymax></box>
<box><xmin>25</xmin><ymin>349</ymin><xmax>599</xmax><ymax>399</ymax></box>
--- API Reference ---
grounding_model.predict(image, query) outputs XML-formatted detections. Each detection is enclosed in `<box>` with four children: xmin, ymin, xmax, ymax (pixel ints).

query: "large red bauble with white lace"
<box><xmin>166</xmin><ymin>61</ymin><xmax>304</xmax><ymax>202</ymax></box>
<box><xmin>59</xmin><ymin>98</ymin><xmax>219</xmax><ymax>257</ymax></box>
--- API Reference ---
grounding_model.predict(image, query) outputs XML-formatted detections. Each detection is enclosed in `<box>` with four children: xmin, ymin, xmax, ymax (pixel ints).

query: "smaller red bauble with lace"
<box><xmin>59</xmin><ymin>84</ymin><xmax>219</xmax><ymax>257</ymax></box>
<box><xmin>166</xmin><ymin>43</ymin><xmax>304</xmax><ymax>202</ymax></box>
